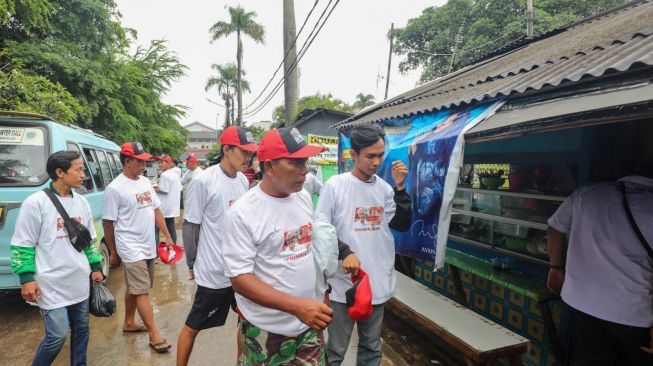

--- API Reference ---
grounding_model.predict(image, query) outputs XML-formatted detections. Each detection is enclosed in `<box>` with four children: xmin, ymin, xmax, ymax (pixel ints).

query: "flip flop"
<box><xmin>149</xmin><ymin>339</ymin><xmax>172</xmax><ymax>353</ymax></box>
<box><xmin>122</xmin><ymin>324</ymin><xmax>148</xmax><ymax>333</ymax></box>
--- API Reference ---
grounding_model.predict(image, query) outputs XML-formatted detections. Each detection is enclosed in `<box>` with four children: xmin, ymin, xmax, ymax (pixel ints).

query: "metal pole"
<box><xmin>527</xmin><ymin>0</ymin><xmax>534</xmax><ymax>37</ymax></box>
<box><xmin>384</xmin><ymin>23</ymin><xmax>394</xmax><ymax>100</ymax></box>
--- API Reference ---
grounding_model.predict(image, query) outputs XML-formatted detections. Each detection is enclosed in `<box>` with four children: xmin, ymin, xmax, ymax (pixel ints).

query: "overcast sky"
<box><xmin>114</xmin><ymin>0</ymin><xmax>446</xmax><ymax>129</ymax></box>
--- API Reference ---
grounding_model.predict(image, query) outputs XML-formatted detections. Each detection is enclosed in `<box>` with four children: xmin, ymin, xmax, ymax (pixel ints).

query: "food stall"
<box><xmin>332</xmin><ymin>2</ymin><xmax>653</xmax><ymax>365</ymax></box>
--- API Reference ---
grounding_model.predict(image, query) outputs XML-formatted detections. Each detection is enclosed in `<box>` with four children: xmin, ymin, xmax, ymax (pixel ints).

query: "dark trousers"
<box><xmin>567</xmin><ymin>304</ymin><xmax>653</xmax><ymax>366</ymax></box>
<box><xmin>155</xmin><ymin>217</ymin><xmax>177</xmax><ymax>245</ymax></box>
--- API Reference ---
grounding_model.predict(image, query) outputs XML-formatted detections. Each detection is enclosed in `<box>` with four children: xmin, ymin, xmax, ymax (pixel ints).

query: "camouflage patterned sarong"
<box><xmin>237</xmin><ymin>317</ymin><xmax>326</xmax><ymax>366</ymax></box>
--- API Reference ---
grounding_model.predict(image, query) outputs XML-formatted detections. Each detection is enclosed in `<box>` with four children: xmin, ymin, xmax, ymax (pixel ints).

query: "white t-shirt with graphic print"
<box><xmin>314</xmin><ymin>172</ymin><xmax>397</xmax><ymax>305</ymax></box>
<box><xmin>187</xmin><ymin>165</ymin><xmax>249</xmax><ymax>289</ymax></box>
<box><xmin>222</xmin><ymin>186</ymin><xmax>317</xmax><ymax>337</ymax></box>
<box><xmin>11</xmin><ymin>190</ymin><xmax>97</xmax><ymax>310</ymax></box>
<box><xmin>103</xmin><ymin>174</ymin><xmax>161</xmax><ymax>263</ymax></box>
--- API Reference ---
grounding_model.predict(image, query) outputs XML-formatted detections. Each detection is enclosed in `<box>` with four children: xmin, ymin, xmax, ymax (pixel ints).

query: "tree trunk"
<box><xmin>224</xmin><ymin>96</ymin><xmax>230</xmax><ymax>128</ymax></box>
<box><xmin>231</xmin><ymin>95</ymin><xmax>235</xmax><ymax>125</ymax></box>
<box><xmin>283</xmin><ymin>0</ymin><xmax>299</xmax><ymax>125</ymax></box>
<box><xmin>236</xmin><ymin>30</ymin><xmax>243</xmax><ymax>126</ymax></box>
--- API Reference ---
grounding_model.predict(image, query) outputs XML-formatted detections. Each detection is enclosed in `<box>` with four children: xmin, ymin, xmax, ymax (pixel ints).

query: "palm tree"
<box><xmin>209</xmin><ymin>6</ymin><xmax>265</xmax><ymax>126</ymax></box>
<box><xmin>205</xmin><ymin>63</ymin><xmax>250</xmax><ymax>128</ymax></box>
<box><xmin>352</xmin><ymin>93</ymin><xmax>376</xmax><ymax>112</ymax></box>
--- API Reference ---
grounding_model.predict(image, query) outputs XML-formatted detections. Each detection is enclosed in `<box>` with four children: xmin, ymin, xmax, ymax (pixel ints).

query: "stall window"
<box><xmin>82</xmin><ymin>147</ymin><xmax>104</xmax><ymax>190</ymax></box>
<box><xmin>67</xmin><ymin>143</ymin><xmax>95</xmax><ymax>193</ymax></box>
<box><xmin>94</xmin><ymin>150</ymin><xmax>113</xmax><ymax>186</ymax></box>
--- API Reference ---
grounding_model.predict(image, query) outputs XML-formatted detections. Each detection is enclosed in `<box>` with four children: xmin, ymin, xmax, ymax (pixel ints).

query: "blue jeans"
<box><xmin>33</xmin><ymin>298</ymin><xmax>90</xmax><ymax>366</ymax></box>
<box><xmin>326</xmin><ymin>301</ymin><xmax>385</xmax><ymax>366</ymax></box>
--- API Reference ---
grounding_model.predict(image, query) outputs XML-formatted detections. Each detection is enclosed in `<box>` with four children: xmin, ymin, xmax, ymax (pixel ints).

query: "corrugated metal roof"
<box><xmin>334</xmin><ymin>0</ymin><xmax>653</xmax><ymax>129</ymax></box>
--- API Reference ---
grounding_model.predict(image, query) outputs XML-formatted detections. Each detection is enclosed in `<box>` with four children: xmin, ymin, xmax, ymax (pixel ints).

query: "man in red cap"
<box><xmin>222</xmin><ymin>127</ymin><xmax>333</xmax><ymax>365</ymax></box>
<box><xmin>176</xmin><ymin>126</ymin><xmax>258</xmax><ymax>366</ymax></box>
<box><xmin>102</xmin><ymin>141</ymin><xmax>175</xmax><ymax>353</ymax></box>
<box><xmin>154</xmin><ymin>154</ymin><xmax>181</xmax><ymax>246</ymax></box>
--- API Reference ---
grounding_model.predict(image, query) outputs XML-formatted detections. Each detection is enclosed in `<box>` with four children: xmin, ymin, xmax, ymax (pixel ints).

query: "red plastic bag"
<box><xmin>345</xmin><ymin>269</ymin><xmax>373</xmax><ymax>321</ymax></box>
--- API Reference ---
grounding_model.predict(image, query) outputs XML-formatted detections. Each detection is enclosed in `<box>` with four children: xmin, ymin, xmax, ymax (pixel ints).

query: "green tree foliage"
<box><xmin>272</xmin><ymin>92</ymin><xmax>353</xmax><ymax>126</ymax></box>
<box><xmin>352</xmin><ymin>93</ymin><xmax>376</xmax><ymax>112</ymax></box>
<box><xmin>209</xmin><ymin>5</ymin><xmax>265</xmax><ymax>125</ymax></box>
<box><xmin>205</xmin><ymin>63</ymin><xmax>250</xmax><ymax>129</ymax></box>
<box><xmin>393</xmin><ymin>0</ymin><xmax>629</xmax><ymax>83</ymax></box>
<box><xmin>0</xmin><ymin>0</ymin><xmax>189</xmax><ymax>156</ymax></box>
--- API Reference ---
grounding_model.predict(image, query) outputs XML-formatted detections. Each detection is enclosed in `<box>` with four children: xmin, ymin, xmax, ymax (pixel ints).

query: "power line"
<box><xmin>244</xmin><ymin>0</ymin><xmax>336</xmax><ymax>116</ymax></box>
<box><xmin>244</xmin><ymin>0</ymin><xmax>341</xmax><ymax>118</ymax></box>
<box><xmin>243</xmin><ymin>0</ymin><xmax>321</xmax><ymax>110</ymax></box>
<box><xmin>401</xmin><ymin>32</ymin><xmax>515</xmax><ymax>58</ymax></box>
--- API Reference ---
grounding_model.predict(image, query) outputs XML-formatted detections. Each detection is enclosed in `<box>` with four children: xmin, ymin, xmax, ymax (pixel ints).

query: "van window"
<box><xmin>94</xmin><ymin>150</ymin><xmax>113</xmax><ymax>186</ymax></box>
<box><xmin>0</xmin><ymin>124</ymin><xmax>49</xmax><ymax>186</ymax></box>
<box><xmin>83</xmin><ymin>147</ymin><xmax>104</xmax><ymax>190</ymax></box>
<box><xmin>67</xmin><ymin>142</ymin><xmax>95</xmax><ymax>193</ymax></box>
<box><xmin>108</xmin><ymin>152</ymin><xmax>122</xmax><ymax>178</ymax></box>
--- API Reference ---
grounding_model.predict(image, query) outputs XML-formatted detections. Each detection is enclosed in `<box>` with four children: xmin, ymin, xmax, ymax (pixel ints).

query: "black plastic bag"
<box><xmin>90</xmin><ymin>282</ymin><xmax>116</xmax><ymax>317</ymax></box>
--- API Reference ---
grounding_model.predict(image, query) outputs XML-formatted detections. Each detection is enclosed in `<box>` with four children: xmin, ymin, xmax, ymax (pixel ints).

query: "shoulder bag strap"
<box><xmin>42</xmin><ymin>188</ymin><xmax>74</xmax><ymax>225</ymax></box>
<box><xmin>619</xmin><ymin>182</ymin><xmax>653</xmax><ymax>260</ymax></box>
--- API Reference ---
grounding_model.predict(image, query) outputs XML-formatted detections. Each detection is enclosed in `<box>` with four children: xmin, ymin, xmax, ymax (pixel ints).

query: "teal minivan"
<box><xmin>0</xmin><ymin>111</ymin><xmax>121</xmax><ymax>289</ymax></box>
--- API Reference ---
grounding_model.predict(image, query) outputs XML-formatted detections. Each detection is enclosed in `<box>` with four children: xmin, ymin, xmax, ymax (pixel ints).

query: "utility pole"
<box><xmin>283</xmin><ymin>0</ymin><xmax>299</xmax><ymax>125</ymax></box>
<box><xmin>448</xmin><ymin>23</ymin><xmax>465</xmax><ymax>74</ymax></box>
<box><xmin>384</xmin><ymin>23</ymin><xmax>394</xmax><ymax>100</ymax></box>
<box><xmin>527</xmin><ymin>0</ymin><xmax>534</xmax><ymax>37</ymax></box>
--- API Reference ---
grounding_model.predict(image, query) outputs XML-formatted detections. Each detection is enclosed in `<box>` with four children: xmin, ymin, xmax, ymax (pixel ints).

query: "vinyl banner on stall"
<box><xmin>308</xmin><ymin>134</ymin><xmax>338</xmax><ymax>165</ymax></box>
<box><xmin>338</xmin><ymin>102</ymin><xmax>503</xmax><ymax>270</ymax></box>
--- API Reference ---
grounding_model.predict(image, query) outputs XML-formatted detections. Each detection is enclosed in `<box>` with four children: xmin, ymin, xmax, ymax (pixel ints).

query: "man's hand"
<box><xmin>641</xmin><ymin>327</ymin><xmax>653</xmax><ymax>354</ymax></box>
<box><xmin>391</xmin><ymin>161</ymin><xmax>408</xmax><ymax>190</ymax></box>
<box><xmin>547</xmin><ymin>268</ymin><xmax>565</xmax><ymax>295</ymax></box>
<box><xmin>342</xmin><ymin>254</ymin><xmax>361</xmax><ymax>276</ymax></box>
<box><xmin>21</xmin><ymin>281</ymin><xmax>40</xmax><ymax>303</ymax></box>
<box><xmin>292</xmin><ymin>297</ymin><xmax>333</xmax><ymax>331</ymax></box>
<box><xmin>165</xmin><ymin>234</ymin><xmax>175</xmax><ymax>247</ymax></box>
<box><xmin>91</xmin><ymin>271</ymin><xmax>104</xmax><ymax>284</ymax></box>
<box><xmin>109</xmin><ymin>252</ymin><xmax>121</xmax><ymax>269</ymax></box>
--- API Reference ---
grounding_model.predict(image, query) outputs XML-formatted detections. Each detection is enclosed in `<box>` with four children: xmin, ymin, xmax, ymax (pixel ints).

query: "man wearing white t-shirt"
<box><xmin>315</xmin><ymin>124</ymin><xmax>412</xmax><ymax>366</ymax></box>
<box><xmin>155</xmin><ymin>154</ymin><xmax>181</xmax><ymax>245</ymax></box>
<box><xmin>303</xmin><ymin>170</ymin><xmax>323</xmax><ymax>196</ymax></box>
<box><xmin>547</xmin><ymin>162</ymin><xmax>653</xmax><ymax>365</ymax></box>
<box><xmin>176</xmin><ymin>126</ymin><xmax>257</xmax><ymax>366</ymax></box>
<box><xmin>180</xmin><ymin>154</ymin><xmax>203</xmax><ymax>278</ymax></box>
<box><xmin>102</xmin><ymin>141</ymin><xmax>176</xmax><ymax>353</ymax></box>
<box><xmin>11</xmin><ymin>151</ymin><xmax>104</xmax><ymax>365</ymax></box>
<box><xmin>222</xmin><ymin>127</ymin><xmax>332</xmax><ymax>365</ymax></box>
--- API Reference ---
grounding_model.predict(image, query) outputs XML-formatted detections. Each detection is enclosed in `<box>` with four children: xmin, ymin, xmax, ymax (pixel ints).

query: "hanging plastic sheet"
<box><xmin>338</xmin><ymin>101</ymin><xmax>503</xmax><ymax>270</ymax></box>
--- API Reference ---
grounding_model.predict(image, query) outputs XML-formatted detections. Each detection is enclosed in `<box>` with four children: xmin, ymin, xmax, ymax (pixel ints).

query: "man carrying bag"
<box><xmin>11</xmin><ymin>151</ymin><xmax>104</xmax><ymax>366</ymax></box>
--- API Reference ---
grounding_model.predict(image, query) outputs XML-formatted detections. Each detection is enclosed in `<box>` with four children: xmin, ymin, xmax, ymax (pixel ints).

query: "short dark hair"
<box><xmin>119</xmin><ymin>153</ymin><xmax>133</xmax><ymax>166</ymax></box>
<box><xmin>47</xmin><ymin>151</ymin><xmax>82</xmax><ymax>180</ymax></box>
<box><xmin>350</xmin><ymin>124</ymin><xmax>385</xmax><ymax>153</ymax></box>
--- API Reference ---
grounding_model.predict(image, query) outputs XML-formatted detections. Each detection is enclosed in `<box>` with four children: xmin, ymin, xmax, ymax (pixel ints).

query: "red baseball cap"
<box><xmin>120</xmin><ymin>142</ymin><xmax>152</xmax><ymax>161</ymax></box>
<box><xmin>220</xmin><ymin>126</ymin><xmax>257</xmax><ymax>152</ymax></box>
<box><xmin>159</xmin><ymin>155</ymin><xmax>173</xmax><ymax>165</ymax></box>
<box><xmin>258</xmin><ymin>127</ymin><xmax>325</xmax><ymax>161</ymax></box>
<box><xmin>186</xmin><ymin>155</ymin><xmax>198</xmax><ymax>164</ymax></box>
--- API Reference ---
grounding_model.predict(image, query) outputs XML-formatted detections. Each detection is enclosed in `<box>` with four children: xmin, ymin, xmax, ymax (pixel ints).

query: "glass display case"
<box><xmin>449</xmin><ymin>187</ymin><xmax>565</xmax><ymax>265</ymax></box>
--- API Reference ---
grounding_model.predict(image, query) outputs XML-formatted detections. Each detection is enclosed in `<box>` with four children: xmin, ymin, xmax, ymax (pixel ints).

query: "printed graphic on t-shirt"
<box><xmin>135</xmin><ymin>191</ymin><xmax>153</xmax><ymax>209</ymax></box>
<box><xmin>354</xmin><ymin>206</ymin><xmax>384</xmax><ymax>232</ymax></box>
<box><xmin>56</xmin><ymin>216</ymin><xmax>82</xmax><ymax>238</ymax></box>
<box><xmin>281</xmin><ymin>223</ymin><xmax>313</xmax><ymax>260</ymax></box>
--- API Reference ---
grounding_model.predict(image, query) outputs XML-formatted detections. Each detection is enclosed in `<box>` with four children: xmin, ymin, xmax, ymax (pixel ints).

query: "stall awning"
<box><xmin>464</xmin><ymin>81</ymin><xmax>653</xmax><ymax>142</ymax></box>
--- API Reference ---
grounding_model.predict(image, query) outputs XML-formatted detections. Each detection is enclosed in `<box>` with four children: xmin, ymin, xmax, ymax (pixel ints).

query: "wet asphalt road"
<box><xmin>0</xmin><ymin>229</ymin><xmax>443</xmax><ymax>366</ymax></box>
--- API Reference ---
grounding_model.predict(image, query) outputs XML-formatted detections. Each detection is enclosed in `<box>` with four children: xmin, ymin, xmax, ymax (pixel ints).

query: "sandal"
<box><xmin>149</xmin><ymin>339</ymin><xmax>172</xmax><ymax>353</ymax></box>
<box><xmin>122</xmin><ymin>324</ymin><xmax>148</xmax><ymax>333</ymax></box>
